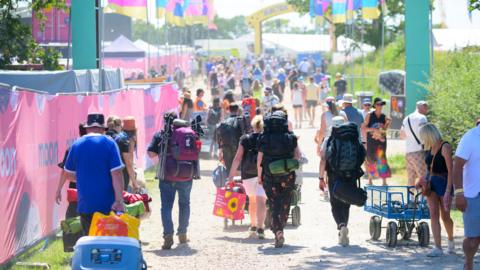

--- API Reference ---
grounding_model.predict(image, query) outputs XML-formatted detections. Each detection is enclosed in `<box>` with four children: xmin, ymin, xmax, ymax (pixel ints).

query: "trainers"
<box><xmin>249</xmin><ymin>226</ymin><xmax>257</xmax><ymax>237</ymax></box>
<box><xmin>427</xmin><ymin>246</ymin><xmax>444</xmax><ymax>257</ymax></box>
<box><xmin>257</xmin><ymin>228</ymin><xmax>265</xmax><ymax>239</ymax></box>
<box><xmin>339</xmin><ymin>225</ymin><xmax>349</xmax><ymax>247</ymax></box>
<box><xmin>162</xmin><ymin>235</ymin><xmax>174</xmax><ymax>250</ymax></box>
<box><xmin>178</xmin><ymin>233</ymin><xmax>189</xmax><ymax>244</ymax></box>
<box><xmin>274</xmin><ymin>231</ymin><xmax>285</xmax><ymax>248</ymax></box>
<box><xmin>447</xmin><ymin>240</ymin><xmax>455</xmax><ymax>254</ymax></box>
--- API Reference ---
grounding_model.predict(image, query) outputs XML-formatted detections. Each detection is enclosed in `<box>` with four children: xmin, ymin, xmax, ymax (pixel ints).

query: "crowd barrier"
<box><xmin>0</xmin><ymin>82</ymin><xmax>179</xmax><ymax>264</ymax></box>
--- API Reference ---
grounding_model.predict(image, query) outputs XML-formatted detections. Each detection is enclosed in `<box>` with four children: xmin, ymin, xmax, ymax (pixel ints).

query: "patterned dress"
<box><xmin>366</xmin><ymin>112</ymin><xmax>391</xmax><ymax>179</ymax></box>
<box><xmin>262</xmin><ymin>172</ymin><xmax>296</xmax><ymax>234</ymax></box>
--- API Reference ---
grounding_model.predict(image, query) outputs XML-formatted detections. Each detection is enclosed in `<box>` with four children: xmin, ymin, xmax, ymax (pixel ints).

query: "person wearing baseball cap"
<box><xmin>64</xmin><ymin>113</ymin><xmax>125</xmax><ymax>235</ymax></box>
<box><xmin>340</xmin><ymin>94</ymin><xmax>363</xmax><ymax>131</ymax></box>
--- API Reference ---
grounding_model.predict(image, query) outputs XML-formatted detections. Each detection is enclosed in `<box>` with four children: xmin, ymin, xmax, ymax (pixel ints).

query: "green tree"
<box><xmin>263</xmin><ymin>19</ymin><xmax>290</xmax><ymax>33</ymax></box>
<box><xmin>470</xmin><ymin>0</ymin><xmax>480</xmax><ymax>11</ymax></box>
<box><xmin>0</xmin><ymin>0</ymin><xmax>66</xmax><ymax>69</ymax></box>
<box><xmin>210</xmin><ymin>15</ymin><xmax>249</xmax><ymax>39</ymax></box>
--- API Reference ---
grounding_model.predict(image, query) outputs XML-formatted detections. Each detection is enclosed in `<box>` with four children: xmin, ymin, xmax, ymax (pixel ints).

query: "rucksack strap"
<box><xmin>407</xmin><ymin>117</ymin><xmax>422</xmax><ymax>146</ymax></box>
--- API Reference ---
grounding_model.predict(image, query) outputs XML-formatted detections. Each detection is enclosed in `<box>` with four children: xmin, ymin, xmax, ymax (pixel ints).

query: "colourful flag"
<box><xmin>346</xmin><ymin>0</ymin><xmax>361</xmax><ymax>23</ymax></box>
<box><xmin>166</xmin><ymin>0</ymin><xmax>190</xmax><ymax>26</ymax></box>
<box><xmin>310</xmin><ymin>0</ymin><xmax>327</xmax><ymax>17</ymax></box>
<box><xmin>185</xmin><ymin>0</ymin><xmax>208</xmax><ymax>25</ymax></box>
<box><xmin>362</xmin><ymin>0</ymin><xmax>380</xmax><ymax>20</ymax></box>
<box><xmin>332</xmin><ymin>0</ymin><xmax>347</xmax><ymax>24</ymax></box>
<box><xmin>207</xmin><ymin>0</ymin><xmax>217</xmax><ymax>30</ymax></box>
<box><xmin>107</xmin><ymin>0</ymin><xmax>147</xmax><ymax>20</ymax></box>
<box><xmin>156</xmin><ymin>0</ymin><xmax>167</xmax><ymax>18</ymax></box>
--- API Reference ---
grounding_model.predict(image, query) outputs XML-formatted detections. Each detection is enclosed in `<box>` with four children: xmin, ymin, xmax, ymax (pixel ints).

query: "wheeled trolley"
<box><xmin>364</xmin><ymin>185</ymin><xmax>430</xmax><ymax>248</ymax></box>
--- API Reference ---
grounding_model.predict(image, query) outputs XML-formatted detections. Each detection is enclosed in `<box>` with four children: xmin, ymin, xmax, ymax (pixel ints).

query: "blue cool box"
<box><xmin>71</xmin><ymin>236</ymin><xmax>145</xmax><ymax>270</ymax></box>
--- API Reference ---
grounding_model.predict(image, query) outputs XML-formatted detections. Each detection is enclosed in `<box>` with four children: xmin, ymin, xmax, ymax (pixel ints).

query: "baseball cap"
<box><xmin>416</xmin><ymin>100</ymin><xmax>428</xmax><ymax>106</ymax></box>
<box><xmin>84</xmin><ymin>113</ymin><xmax>106</xmax><ymax>128</ymax></box>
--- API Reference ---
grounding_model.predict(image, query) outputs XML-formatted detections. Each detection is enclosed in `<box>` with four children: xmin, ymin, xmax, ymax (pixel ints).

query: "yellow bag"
<box><xmin>88</xmin><ymin>212</ymin><xmax>140</xmax><ymax>240</ymax></box>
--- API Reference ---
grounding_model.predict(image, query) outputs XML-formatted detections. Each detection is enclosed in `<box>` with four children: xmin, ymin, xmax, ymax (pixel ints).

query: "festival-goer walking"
<box><xmin>251</xmin><ymin>80</ymin><xmax>263</xmax><ymax>102</ymax></box>
<box><xmin>209</xmin><ymin>67</ymin><xmax>219</xmax><ymax>97</ymax></box>
<box><xmin>363</xmin><ymin>97</ymin><xmax>391</xmax><ymax>186</ymax></box>
<box><xmin>207</xmin><ymin>97</ymin><xmax>222</xmax><ymax>158</ymax></box>
<box><xmin>305</xmin><ymin>77</ymin><xmax>319</xmax><ymax>127</ymax></box>
<box><xmin>217</xmin><ymin>104</ymin><xmax>246</xmax><ymax>173</ymax></box>
<box><xmin>316</xmin><ymin>97</ymin><xmax>347</xmax><ymax>153</ymax></box>
<box><xmin>313</xmin><ymin>68</ymin><xmax>324</xmax><ymax>85</ymax></box>
<box><xmin>272</xmin><ymin>79</ymin><xmax>283</xmax><ymax>102</ymax></box>
<box><xmin>262</xmin><ymin>87</ymin><xmax>280</xmax><ymax>112</ymax></box>
<box><xmin>222</xmin><ymin>90</ymin><xmax>235</xmax><ymax>119</ymax></box>
<box><xmin>417</xmin><ymin>123</ymin><xmax>455</xmax><ymax>257</ymax></box>
<box><xmin>64</xmin><ymin>113</ymin><xmax>125</xmax><ymax>235</ymax></box>
<box><xmin>228</xmin><ymin>115</ymin><xmax>267</xmax><ymax>239</ymax></box>
<box><xmin>401</xmin><ymin>100</ymin><xmax>429</xmax><ymax>186</ymax></box>
<box><xmin>257</xmin><ymin>111</ymin><xmax>300</xmax><ymax>248</ymax></box>
<box><xmin>193</xmin><ymin>88</ymin><xmax>208</xmax><ymax>112</ymax></box>
<box><xmin>55</xmin><ymin>123</ymin><xmax>87</xmax><ymax>219</ymax></box>
<box><xmin>291</xmin><ymin>82</ymin><xmax>304</xmax><ymax>129</ymax></box>
<box><xmin>288</xmin><ymin>69</ymin><xmax>299</xmax><ymax>91</ymax></box>
<box><xmin>341</xmin><ymin>94</ymin><xmax>364</xmax><ymax>129</ymax></box>
<box><xmin>240</xmin><ymin>67</ymin><xmax>253</xmax><ymax>97</ymax></box>
<box><xmin>105</xmin><ymin>115</ymin><xmax>122</xmax><ymax>139</ymax></box>
<box><xmin>148</xmin><ymin>112</ymin><xmax>200</xmax><ymax>249</ymax></box>
<box><xmin>452</xmin><ymin>120</ymin><xmax>480</xmax><ymax>270</ymax></box>
<box><xmin>334</xmin><ymin>73</ymin><xmax>347</xmax><ymax>100</ymax></box>
<box><xmin>226</xmin><ymin>70</ymin><xmax>236</xmax><ymax>91</ymax></box>
<box><xmin>180</xmin><ymin>91</ymin><xmax>194</xmax><ymax>121</ymax></box>
<box><xmin>298</xmin><ymin>58</ymin><xmax>311</xmax><ymax>77</ymax></box>
<box><xmin>276</xmin><ymin>68</ymin><xmax>287</xmax><ymax>95</ymax></box>
<box><xmin>115</xmin><ymin>117</ymin><xmax>140</xmax><ymax>192</ymax></box>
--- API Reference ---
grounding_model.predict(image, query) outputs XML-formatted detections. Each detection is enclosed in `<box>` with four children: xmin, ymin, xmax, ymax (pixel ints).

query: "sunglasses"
<box><xmin>375</xmin><ymin>103</ymin><xmax>384</xmax><ymax>106</ymax></box>
<box><xmin>363</xmin><ymin>104</ymin><xmax>371</xmax><ymax>107</ymax></box>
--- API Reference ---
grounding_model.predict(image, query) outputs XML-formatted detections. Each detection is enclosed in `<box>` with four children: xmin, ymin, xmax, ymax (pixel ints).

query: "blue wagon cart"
<box><xmin>364</xmin><ymin>185</ymin><xmax>431</xmax><ymax>247</ymax></box>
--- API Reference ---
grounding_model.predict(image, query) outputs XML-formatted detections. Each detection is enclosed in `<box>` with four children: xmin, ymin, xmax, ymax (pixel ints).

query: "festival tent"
<box><xmin>103</xmin><ymin>35</ymin><xmax>146</xmax><ymax>58</ymax></box>
<box><xmin>432</xmin><ymin>28</ymin><xmax>480</xmax><ymax>51</ymax></box>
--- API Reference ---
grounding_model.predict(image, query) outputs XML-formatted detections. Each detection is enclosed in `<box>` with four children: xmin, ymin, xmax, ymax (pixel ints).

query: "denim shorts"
<box><xmin>463</xmin><ymin>193</ymin><xmax>480</xmax><ymax>238</ymax></box>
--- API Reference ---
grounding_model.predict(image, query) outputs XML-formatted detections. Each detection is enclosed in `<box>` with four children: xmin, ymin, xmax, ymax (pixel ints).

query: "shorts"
<box><xmin>463</xmin><ymin>193</ymin><xmax>480</xmax><ymax>238</ymax></box>
<box><xmin>306</xmin><ymin>100</ymin><xmax>317</xmax><ymax>108</ymax></box>
<box><xmin>428</xmin><ymin>174</ymin><xmax>453</xmax><ymax>197</ymax></box>
<box><xmin>293</xmin><ymin>104</ymin><xmax>303</xmax><ymax>108</ymax></box>
<box><xmin>242</xmin><ymin>177</ymin><xmax>267</xmax><ymax>197</ymax></box>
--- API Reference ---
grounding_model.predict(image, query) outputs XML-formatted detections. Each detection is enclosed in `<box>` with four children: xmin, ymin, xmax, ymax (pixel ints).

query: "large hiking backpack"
<box><xmin>241</xmin><ymin>134</ymin><xmax>259</xmax><ymax>176</ymax></box>
<box><xmin>164</xmin><ymin>126</ymin><xmax>200</xmax><ymax>181</ymax></box>
<box><xmin>242</xmin><ymin>97</ymin><xmax>256</xmax><ymax>119</ymax></box>
<box><xmin>263</xmin><ymin>111</ymin><xmax>289</xmax><ymax>133</ymax></box>
<box><xmin>326</xmin><ymin>122</ymin><xmax>366</xmax><ymax>180</ymax></box>
<box><xmin>216</xmin><ymin>116</ymin><xmax>245</xmax><ymax>149</ymax></box>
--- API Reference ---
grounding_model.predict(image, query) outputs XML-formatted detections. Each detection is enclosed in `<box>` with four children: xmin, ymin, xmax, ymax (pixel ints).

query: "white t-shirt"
<box><xmin>401</xmin><ymin>111</ymin><xmax>427</xmax><ymax>153</ymax></box>
<box><xmin>455</xmin><ymin>126</ymin><xmax>480</xmax><ymax>198</ymax></box>
<box><xmin>292</xmin><ymin>88</ymin><xmax>303</xmax><ymax>106</ymax></box>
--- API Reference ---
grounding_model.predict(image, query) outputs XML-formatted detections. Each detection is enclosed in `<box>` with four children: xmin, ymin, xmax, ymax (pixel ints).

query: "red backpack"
<box><xmin>242</xmin><ymin>98</ymin><xmax>256</xmax><ymax>119</ymax></box>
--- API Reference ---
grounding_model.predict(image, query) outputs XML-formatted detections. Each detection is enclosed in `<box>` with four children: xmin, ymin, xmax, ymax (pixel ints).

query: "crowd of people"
<box><xmin>54</xmin><ymin>53</ymin><xmax>480</xmax><ymax>270</ymax></box>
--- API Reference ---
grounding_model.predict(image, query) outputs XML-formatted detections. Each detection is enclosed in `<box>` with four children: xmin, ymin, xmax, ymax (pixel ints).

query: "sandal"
<box><xmin>275</xmin><ymin>231</ymin><xmax>284</xmax><ymax>248</ymax></box>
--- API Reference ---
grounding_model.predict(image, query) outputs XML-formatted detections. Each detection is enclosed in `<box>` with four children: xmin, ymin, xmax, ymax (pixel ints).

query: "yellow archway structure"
<box><xmin>246</xmin><ymin>3</ymin><xmax>296</xmax><ymax>56</ymax></box>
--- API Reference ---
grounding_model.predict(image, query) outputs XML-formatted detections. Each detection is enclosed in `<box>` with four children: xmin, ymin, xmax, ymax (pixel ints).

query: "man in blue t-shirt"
<box><xmin>64</xmin><ymin>113</ymin><xmax>125</xmax><ymax>234</ymax></box>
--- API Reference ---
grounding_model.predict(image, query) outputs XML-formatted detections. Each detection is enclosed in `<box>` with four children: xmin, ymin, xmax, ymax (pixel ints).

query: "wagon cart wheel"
<box><xmin>399</xmin><ymin>221</ymin><xmax>412</xmax><ymax>240</ymax></box>
<box><xmin>418</xmin><ymin>222</ymin><xmax>430</xmax><ymax>247</ymax></box>
<box><xmin>264</xmin><ymin>208</ymin><xmax>272</xmax><ymax>228</ymax></box>
<box><xmin>291</xmin><ymin>206</ymin><xmax>301</xmax><ymax>227</ymax></box>
<box><xmin>369</xmin><ymin>216</ymin><xmax>382</xmax><ymax>240</ymax></box>
<box><xmin>386</xmin><ymin>221</ymin><xmax>398</xmax><ymax>247</ymax></box>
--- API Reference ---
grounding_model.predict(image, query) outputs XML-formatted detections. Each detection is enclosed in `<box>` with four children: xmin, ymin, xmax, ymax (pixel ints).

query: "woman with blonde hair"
<box><xmin>418</xmin><ymin>123</ymin><xmax>455</xmax><ymax>257</ymax></box>
<box><xmin>106</xmin><ymin>115</ymin><xmax>122</xmax><ymax>139</ymax></box>
<box><xmin>228</xmin><ymin>115</ymin><xmax>267</xmax><ymax>239</ymax></box>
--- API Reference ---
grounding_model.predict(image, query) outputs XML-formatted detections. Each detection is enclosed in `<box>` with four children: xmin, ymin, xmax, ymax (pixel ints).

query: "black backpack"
<box><xmin>241</xmin><ymin>134</ymin><xmax>259</xmax><ymax>176</ymax></box>
<box><xmin>216</xmin><ymin>116</ymin><xmax>245</xmax><ymax>149</ymax></box>
<box><xmin>207</xmin><ymin>108</ymin><xmax>221</xmax><ymax>126</ymax></box>
<box><xmin>264</xmin><ymin>111</ymin><xmax>289</xmax><ymax>134</ymax></box>
<box><xmin>326</xmin><ymin>122</ymin><xmax>366</xmax><ymax>180</ymax></box>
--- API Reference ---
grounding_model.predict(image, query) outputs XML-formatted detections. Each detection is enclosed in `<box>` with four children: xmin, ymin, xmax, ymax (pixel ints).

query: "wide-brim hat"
<box><xmin>373</xmin><ymin>97</ymin><xmax>387</xmax><ymax>108</ymax></box>
<box><xmin>323</xmin><ymin>96</ymin><xmax>336</xmax><ymax>106</ymax></box>
<box><xmin>123</xmin><ymin>116</ymin><xmax>137</xmax><ymax>131</ymax></box>
<box><xmin>84</xmin><ymin>113</ymin><xmax>106</xmax><ymax>128</ymax></box>
<box><xmin>339</xmin><ymin>94</ymin><xmax>356</xmax><ymax>104</ymax></box>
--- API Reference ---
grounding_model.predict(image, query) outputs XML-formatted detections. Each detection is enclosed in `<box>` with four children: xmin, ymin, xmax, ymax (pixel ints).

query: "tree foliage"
<box><xmin>427</xmin><ymin>52</ymin><xmax>480</xmax><ymax>148</ymax></box>
<box><xmin>470</xmin><ymin>0</ymin><xmax>480</xmax><ymax>11</ymax></box>
<box><xmin>0</xmin><ymin>0</ymin><xmax>66</xmax><ymax>69</ymax></box>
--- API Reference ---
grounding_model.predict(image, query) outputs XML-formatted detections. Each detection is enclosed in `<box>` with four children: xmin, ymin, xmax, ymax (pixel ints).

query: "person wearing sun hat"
<box><xmin>64</xmin><ymin>113</ymin><xmax>125</xmax><ymax>234</ymax></box>
<box><xmin>340</xmin><ymin>94</ymin><xmax>363</xmax><ymax>129</ymax></box>
<box><xmin>363</xmin><ymin>97</ymin><xmax>392</xmax><ymax>186</ymax></box>
<box><xmin>114</xmin><ymin>116</ymin><xmax>140</xmax><ymax>192</ymax></box>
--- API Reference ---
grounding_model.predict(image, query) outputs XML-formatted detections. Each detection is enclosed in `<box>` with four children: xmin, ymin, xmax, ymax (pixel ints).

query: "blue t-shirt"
<box><xmin>65</xmin><ymin>134</ymin><xmax>124</xmax><ymax>214</ymax></box>
<box><xmin>313</xmin><ymin>73</ymin><xmax>324</xmax><ymax>84</ymax></box>
<box><xmin>277</xmin><ymin>73</ymin><xmax>286</xmax><ymax>83</ymax></box>
<box><xmin>343</xmin><ymin>105</ymin><xmax>364</xmax><ymax>128</ymax></box>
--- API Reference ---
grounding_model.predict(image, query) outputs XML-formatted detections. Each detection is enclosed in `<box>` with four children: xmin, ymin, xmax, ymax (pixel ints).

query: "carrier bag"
<box><xmin>89</xmin><ymin>212</ymin><xmax>140</xmax><ymax>240</ymax></box>
<box><xmin>61</xmin><ymin>216</ymin><xmax>82</xmax><ymax>253</ymax></box>
<box><xmin>332</xmin><ymin>178</ymin><xmax>367</xmax><ymax>207</ymax></box>
<box><xmin>213</xmin><ymin>183</ymin><xmax>247</xmax><ymax>221</ymax></box>
<box><xmin>267</xmin><ymin>159</ymin><xmax>300</xmax><ymax>176</ymax></box>
<box><xmin>125</xmin><ymin>201</ymin><xmax>146</xmax><ymax>218</ymax></box>
<box><xmin>67</xmin><ymin>188</ymin><xmax>78</xmax><ymax>202</ymax></box>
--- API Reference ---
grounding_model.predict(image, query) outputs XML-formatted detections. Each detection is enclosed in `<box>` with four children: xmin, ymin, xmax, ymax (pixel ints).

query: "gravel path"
<box><xmin>139</xmin><ymin>126</ymin><xmax>468</xmax><ymax>270</ymax></box>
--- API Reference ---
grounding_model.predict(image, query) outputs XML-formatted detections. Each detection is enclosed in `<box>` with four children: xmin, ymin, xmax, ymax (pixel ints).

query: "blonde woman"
<box><xmin>418</xmin><ymin>123</ymin><xmax>455</xmax><ymax>257</ymax></box>
<box><xmin>228</xmin><ymin>115</ymin><xmax>267</xmax><ymax>239</ymax></box>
